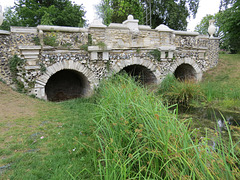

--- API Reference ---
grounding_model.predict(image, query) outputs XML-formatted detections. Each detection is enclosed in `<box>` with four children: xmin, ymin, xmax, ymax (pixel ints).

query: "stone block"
<box><xmin>26</xmin><ymin>59</ymin><xmax>37</xmax><ymax>66</ymax></box>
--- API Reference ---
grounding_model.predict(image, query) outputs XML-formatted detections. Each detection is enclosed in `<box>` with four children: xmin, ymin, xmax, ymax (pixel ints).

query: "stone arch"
<box><xmin>170</xmin><ymin>58</ymin><xmax>202</xmax><ymax>81</ymax></box>
<box><xmin>34</xmin><ymin>60</ymin><xmax>98</xmax><ymax>101</ymax></box>
<box><xmin>110</xmin><ymin>57</ymin><xmax>161</xmax><ymax>84</ymax></box>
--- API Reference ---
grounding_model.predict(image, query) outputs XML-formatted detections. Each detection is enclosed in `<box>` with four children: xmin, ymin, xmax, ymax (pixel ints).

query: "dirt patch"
<box><xmin>0</xmin><ymin>82</ymin><xmax>42</xmax><ymax>121</ymax></box>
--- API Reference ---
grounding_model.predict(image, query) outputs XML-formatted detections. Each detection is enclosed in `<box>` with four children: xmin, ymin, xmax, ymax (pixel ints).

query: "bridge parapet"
<box><xmin>0</xmin><ymin>15</ymin><xmax>219</xmax><ymax>101</ymax></box>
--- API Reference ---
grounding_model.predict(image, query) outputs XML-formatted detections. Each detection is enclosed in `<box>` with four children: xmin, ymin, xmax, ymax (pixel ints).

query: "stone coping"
<box><xmin>197</xmin><ymin>35</ymin><xmax>209</xmax><ymax>39</ymax></box>
<box><xmin>138</xmin><ymin>25</ymin><xmax>151</xmax><ymax>30</ymax></box>
<box><xmin>108</xmin><ymin>23</ymin><xmax>129</xmax><ymax>29</ymax></box>
<box><xmin>0</xmin><ymin>30</ymin><xmax>10</xmax><ymax>35</ymax></box>
<box><xmin>209</xmin><ymin>37</ymin><xmax>220</xmax><ymax>40</ymax></box>
<box><xmin>42</xmin><ymin>49</ymin><xmax>87</xmax><ymax>54</ymax></box>
<box><xmin>37</xmin><ymin>25</ymin><xmax>87</xmax><ymax>32</ymax></box>
<box><xmin>19</xmin><ymin>45</ymin><xmax>41</xmax><ymax>50</ymax></box>
<box><xmin>88</xmin><ymin>46</ymin><xmax>112</xmax><ymax>52</ymax></box>
<box><xmin>159</xmin><ymin>46</ymin><xmax>176</xmax><ymax>51</ymax></box>
<box><xmin>174</xmin><ymin>31</ymin><xmax>199</xmax><ymax>36</ymax></box>
<box><xmin>11</xmin><ymin>26</ymin><xmax>38</xmax><ymax>34</ymax></box>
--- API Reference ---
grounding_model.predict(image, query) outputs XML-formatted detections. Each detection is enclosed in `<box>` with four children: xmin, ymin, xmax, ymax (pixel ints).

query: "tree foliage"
<box><xmin>97</xmin><ymin>0</ymin><xmax>199</xmax><ymax>30</ymax></box>
<box><xmin>3</xmin><ymin>0</ymin><xmax>86</xmax><ymax>28</ymax></box>
<box><xmin>219</xmin><ymin>0</ymin><xmax>240</xmax><ymax>53</ymax></box>
<box><xmin>149</xmin><ymin>0</ymin><xmax>199</xmax><ymax>30</ymax></box>
<box><xmin>195</xmin><ymin>0</ymin><xmax>240</xmax><ymax>53</ymax></box>
<box><xmin>0</xmin><ymin>7</ymin><xmax>22</xmax><ymax>30</ymax></box>
<box><xmin>96</xmin><ymin>0</ymin><xmax>144</xmax><ymax>25</ymax></box>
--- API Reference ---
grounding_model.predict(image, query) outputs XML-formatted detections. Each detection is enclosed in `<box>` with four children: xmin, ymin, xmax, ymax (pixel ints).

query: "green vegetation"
<box><xmin>33</xmin><ymin>36</ymin><xmax>41</xmax><ymax>46</ymax></box>
<box><xmin>195</xmin><ymin>1</ymin><xmax>240</xmax><ymax>53</ymax></box>
<box><xmin>149</xmin><ymin>49</ymin><xmax>161</xmax><ymax>61</ymax></box>
<box><xmin>97</xmin><ymin>0</ymin><xmax>199</xmax><ymax>30</ymax></box>
<box><xmin>201</xmin><ymin>54</ymin><xmax>240</xmax><ymax>111</ymax></box>
<box><xmin>1</xmin><ymin>72</ymin><xmax>240</xmax><ymax>179</ymax></box>
<box><xmin>1</xmin><ymin>54</ymin><xmax>240</xmax><ymax>179</ymax></box>
<box><xmin>43</xmin><ymin>32</ymin><xmax>59</xmax><ymax>47</ymax></box>
<box><xmin>9</xmin><ymin>55</ymin><xmax>26</xmax><ymax>92</ymax></box>
<box><xmin>158</xmin><ymin>74</ymin><xmax>205</xmax><ymax>106</ymax></box>
<box><xmin>158</xmin><ymin>54</ymin><xmax>240</xmax><ymax>111</ymax></box>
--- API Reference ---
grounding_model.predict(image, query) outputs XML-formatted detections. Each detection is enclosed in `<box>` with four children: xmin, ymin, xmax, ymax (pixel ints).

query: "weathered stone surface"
<box><xmin>0</xmin><ymin>15</ymin><xmax>219</xmax><ymax>100</ymax></box>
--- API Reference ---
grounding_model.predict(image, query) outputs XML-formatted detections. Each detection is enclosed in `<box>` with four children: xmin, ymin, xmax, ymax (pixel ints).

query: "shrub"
<box><xmin>149</xmin><ymin>49</ymin><xmax>161</xmax><ymax>61</ymax></box>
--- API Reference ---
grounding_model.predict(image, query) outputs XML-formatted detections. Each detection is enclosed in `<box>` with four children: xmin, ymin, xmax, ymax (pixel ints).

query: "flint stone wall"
<box><xmin>0</xmin><ymin>16</ymin><xmax>219</xmax><ymax>99</ymax></box>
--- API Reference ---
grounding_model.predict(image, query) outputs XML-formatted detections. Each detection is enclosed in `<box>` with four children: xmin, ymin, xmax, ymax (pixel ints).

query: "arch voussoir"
<box><xmin>34</xmin><ymin>60</ymin><xmax>98</xmax><ymax>100</ymax></box>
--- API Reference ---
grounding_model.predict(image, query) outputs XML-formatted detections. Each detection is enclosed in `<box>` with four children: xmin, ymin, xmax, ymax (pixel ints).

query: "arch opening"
<box><xmin>174</xmin><ymin>63</ymin><xmax>197</xmax><ymax>81</ymax></box>
<box><xmin>45</xmin><ymin>69</ymin><xmax>90</xmax><ymax>102</ymax></box>
<box><xmin>119</xmin><ymin>65</ymin><xmax>157</xmax><ymax>85</ymax></box>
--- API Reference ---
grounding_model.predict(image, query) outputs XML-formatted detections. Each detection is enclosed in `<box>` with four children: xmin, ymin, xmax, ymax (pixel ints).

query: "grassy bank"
<box><xmin>202</xmin><ymin>54</ymin><xmax>240</xmax><ymax>111</ymax></box>
<box><xmin>158</xmin><ymin>54</ymin><xmax>240</xmax><ymax>112</ymax></box>
<box><xmin>1</xmin><ymin>75</ymin><xmax>240</xmax><ymax>179</ymax></box>
<box><xmin>1</xmin><ymin>54</ymin><xmax>240</xmax><ymax>179</ymax></box>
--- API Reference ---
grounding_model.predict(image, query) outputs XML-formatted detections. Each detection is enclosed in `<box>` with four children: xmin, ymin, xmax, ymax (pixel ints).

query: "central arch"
<box><xmin>119</xmin><ymin>64</ymin><xmax>157</xmax><ymax>85</ymax></box>
<box><xmin>110</xmin><ymin>57</ymin><xmax>161</xmax><ymax>84</ymax></box>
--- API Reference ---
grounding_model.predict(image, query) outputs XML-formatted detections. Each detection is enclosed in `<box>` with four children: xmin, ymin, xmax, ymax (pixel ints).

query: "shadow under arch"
<box><xmin>45</xmin><ymin>69</ymin><xmax>90</xmax><ymax>101</ymax></box>
<box><xmin>119</xmin><ymin>64</ymin><xmax>157</xmax><ymax>85</ymax></box>
<box><xmin>170</xmin><ymin>58</ymin><xmax>203</xmax><ymax>81</ymax></box>
<box><xmin>110</xmin><ymin>57</ymin><xmax>161</xmax><ymax>85</ymax></box>
<box><xmin>34</xmin><ymin>60</ymin><xmax>97</xmax><ymax>101</ymax></box>
<box><xmin>174</xmin><ymin>63</ymin><xmax>197</xmax><ymax>81</ymax></box>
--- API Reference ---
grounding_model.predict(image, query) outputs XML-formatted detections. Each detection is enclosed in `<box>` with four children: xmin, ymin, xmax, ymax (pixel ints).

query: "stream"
<box><xmin>178</xmin><ymin>106</ymin><xmax>240</xmax><ymax>149</ymax></box>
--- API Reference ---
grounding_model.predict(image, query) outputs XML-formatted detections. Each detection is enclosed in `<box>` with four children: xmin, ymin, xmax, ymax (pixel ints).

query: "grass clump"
<box><xmin>158</xmin><ymin>74</ymin><xmax>205</xmax><ymax>106</ymax></box>
<box><xmin>43</xmin><ymin>32</ymin><xmax>59</xmax><ymax>47</ymax></box>
<box><xmin>90</xmin><ymin>75</ymin><xmax>239</xmax><ymax>179</ymax></box>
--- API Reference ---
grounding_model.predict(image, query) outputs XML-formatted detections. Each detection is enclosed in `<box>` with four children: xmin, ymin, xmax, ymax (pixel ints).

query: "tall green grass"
<box><xmin>2</xmin><ymin>74</ymin><xmax>239</xmax><ymax>179</ymax></box>
<box><xmin>89</xmin><ymin>75</ymin><xmax>240</xmax><ymax>179</ymax></box>
<box><xmin>158</xmin><ymin>74</ymin><xmax>205</xmax><ymax>106</ymax></box>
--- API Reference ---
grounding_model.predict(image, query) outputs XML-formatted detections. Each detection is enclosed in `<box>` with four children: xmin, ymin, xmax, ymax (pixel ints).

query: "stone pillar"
<box><xmin>208</xmin><ymin>37</ymin><xmax>220</xmax><ymax>67</ymax></box>
<box><xmin>88</xmin><ymin>19</ymin><xmax>107</xmax><ymax>45</ymax></box>
<box><xmin>155</xmin><ymin>24</ymin><xmax>176</xmax><ymax>61</ymax></box>
<box><xmin>122</xmin><ymin>15</ymin><xmax>139</xmax><ymax>33</ymax></box>
<box><xmin>88</xmin><ymin>46</ymin><xmax>111</xmax><ymax>62</ymax></box>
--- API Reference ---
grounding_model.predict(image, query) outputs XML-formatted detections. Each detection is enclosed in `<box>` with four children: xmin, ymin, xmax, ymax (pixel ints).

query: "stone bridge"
<box><xmin>0</xmin><ymin>15</ymin><xmax>219</xmax><ymax>101</ymax></box>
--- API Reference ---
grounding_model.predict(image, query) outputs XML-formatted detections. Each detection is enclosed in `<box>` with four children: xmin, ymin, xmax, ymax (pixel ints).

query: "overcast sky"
<box><xmin>1</xmin><ymin>0</ymin><xmax>220</xmax><ymax>31</ymax></box>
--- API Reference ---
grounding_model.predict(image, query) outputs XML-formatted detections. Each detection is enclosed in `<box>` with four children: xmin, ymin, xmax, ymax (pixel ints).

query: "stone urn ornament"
<box><xmin>208</xmin><ymin>19</ymin><xmax>216</xmax><ymax>38</ymax></box>
<box><xmin>0</xmin><ymin>5</ymin><xmax>3</xmax><ymax>26</ymax></box>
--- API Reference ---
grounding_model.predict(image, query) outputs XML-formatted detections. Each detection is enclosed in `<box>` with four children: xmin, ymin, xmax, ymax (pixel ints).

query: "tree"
<box><xmin>195</xmin><ymin>0</ymin><xmax>240</xmax><ymax>53</ymax></box>
<box><xmin>219</xmin><ymin>0</ymin><xmax>240</xmax><ymax>53</ymax></box>
<box><xmin>0</xmin><ymin>7</ymin><xmax>22</xmax><ymax>30</ymax></box>
<box><xmin>97</xmin><ymin>0</ymin><xmax>199</xmax><ymax>30</ymax></box>
<box><xmin>96</xmin><ymin>0</ymin><xmax>144</xmax><ymax>25</ymax></box>
<box><xmin>194</xmin><ymin>14</ymin><xmax>215</xmax><ymax>35</ymax></box>
<box><xmin>148</xmin><ymin>0</ymin><xmax>199</xmax><ymax>30</ymax></box>
<box><xmin>14</xmin><ymin>0</ymin><xmax>86</xmax><ymax>27</ymax></box>
<box><xmin>219</xmin><ymin>0</ymin><xmax>237</xmax><ymax>10</ymax></box>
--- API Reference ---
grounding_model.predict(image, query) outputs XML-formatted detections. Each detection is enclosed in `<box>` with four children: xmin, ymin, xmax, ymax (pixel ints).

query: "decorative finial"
<box><xmin>128</xmin><ymin>15</ymin><xmax>134</xmax><ymax>20</ymax></box>
<box><xmin>208</xmin><ymin>19</ymin><xmax>216</xmax><ymax>38</ymax></box>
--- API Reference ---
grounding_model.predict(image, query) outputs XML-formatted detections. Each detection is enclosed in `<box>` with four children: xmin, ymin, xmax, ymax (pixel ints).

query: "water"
<box><xmin>178</xmin><ymin>106</ymin><xmax>240</xmax><ymax>149</ymax></box>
